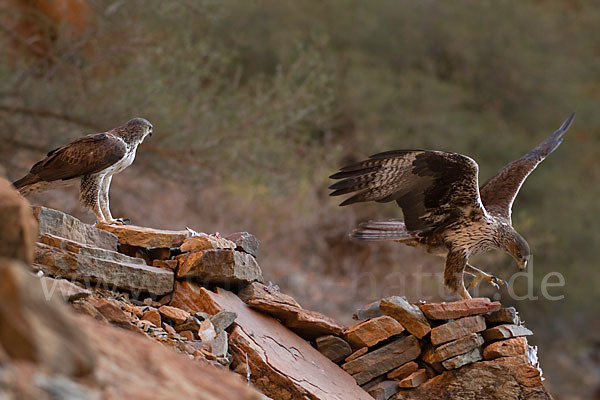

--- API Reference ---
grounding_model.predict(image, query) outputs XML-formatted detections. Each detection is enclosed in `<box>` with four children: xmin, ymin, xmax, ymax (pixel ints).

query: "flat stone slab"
<box><xmin>441</xmin><ymin>347</ymin><xmax>483</xmax><ymax>370</ymax></box>
<box><xmin>176</xmin><ymin>249</ymin><xmax>263</xmax><ymax>289</ymax></box>
<box><xmin>33</xmin><ymin>206</ymin><xmax>118</xmax><ymax>251</ymax></box>
<box><xmin>98</xmin><ymin>224</ymin><xmax>190</xmax><ymax>248</ymax></box>
<box><xmin>387</xmin><ymin>361</ymin><xmax>419</xmax><ymax>380</ymax></box>
<box><xmin>345</xmin><ymin>316</ymin><xmax>405</xmax><ymax>349</ymax></box>
<box><xmin>177</xmin><ymin>284</ymin><xmax>372</xmax><ymax>400</ymax></box>
<box><xmin>482</xmin><ymin>324</ymin><xmax>533</xmax><ymax>342</ymax></box>
<box><xmin>380</xmin><ymin>296</ymin><xmax>431</xmax><ymax>339</ymax></box>
<box><xmin>419</xmin><ymin>298</ymin><xmax>500</xmax><ymax>320</ymax></box>
<box><xmin>238</xmin><ymin>282</ymin><xmax>301</xmax><ymax>308</ymax></box>
<box><xmin>433</xmin><ymin>333</ymin><xmax>484</xmax><ymax>362</ymax></box>
<box><xmin>346</xmin><ymin>347</ymin><xmax>368</xmax><ymax>362</ymax></box>
<box><xmin>342</xmin><ymin>335</ymin><xmax>421</xmax><ymax>385</ymax></box>
<box><xmin>398</xmin><ymin>369</ymin><xmax>428</xmax><ymax>388</ymax></box>
<box><xmin>316</xmin><ymin>335</ymin><xmax>352</xmax><ymax>363</ymax></box>
<box><xmin>430</xmin><ymin>316</ymin><xmax>486</xmax><ymax>346</ymax></box>
<box><xmin>34</xmin><ymin>243</ymin><xmax>174</xmax><ymax>295</ymax></box>
<box><xmin>485</xmin><ymin>307</ymin><xmax>520</xmax><ymax>326</ymax></box>
<box><xmin>180</xmin><ymin>235</ymin><xmax>237</xmax><ymax>252</ymax></box>
<box><xmin>483</xmin><ymin>337</ymin><xmax>528</xmax><ymax>360</ymax></box>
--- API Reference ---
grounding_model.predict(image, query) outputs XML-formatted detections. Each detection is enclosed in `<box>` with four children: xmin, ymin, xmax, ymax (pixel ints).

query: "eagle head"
<box><xmin>116</xmin><ymin>118</ymin><xmax>153</xmax><ymax>145</ymax></box>
<box><xmin>499</xmin><ymin>226</ymin><xmax>531</xmax><ymax>270</ymax></box>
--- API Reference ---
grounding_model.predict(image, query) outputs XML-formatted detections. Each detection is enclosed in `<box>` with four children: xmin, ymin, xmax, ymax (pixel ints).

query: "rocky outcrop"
<box><xmin>0</xmin><ymin>197</ymin><xmax>553</xmax><ymax>400</ymax></box>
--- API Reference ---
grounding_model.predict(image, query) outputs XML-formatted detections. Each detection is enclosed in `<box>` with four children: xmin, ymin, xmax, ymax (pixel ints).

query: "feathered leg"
<box><xmin>444</xmin><ymin>249</ymin><xmax>471</xmax><ymax>299</ymax></box>
<box><xmin>99</xmin><ymin>175</ymin><xmax>127</xmax><ymax>225</ymax></box>
<box><xmin>465</xmin><ymin>264</ymin><xmax>506</xmax><ymax>289</ymax></box>
<box><xmin>80</xmin><ymin>175</ymin><xmax>105</xmax><ymax>223</ymax></box>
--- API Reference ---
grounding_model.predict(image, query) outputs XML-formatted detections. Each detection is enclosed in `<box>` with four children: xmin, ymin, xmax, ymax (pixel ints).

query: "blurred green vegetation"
<box><xmin>1</xmin><ymin>1</ymin><xmax>599</xmax><ymax>397</ymax></box>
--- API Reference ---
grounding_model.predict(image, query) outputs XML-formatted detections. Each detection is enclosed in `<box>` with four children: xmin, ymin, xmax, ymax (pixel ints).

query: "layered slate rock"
<box><xmin>398</xmin><ymin>369</ymin><xmax>427</xmax><ymax>388</ymax></box>
<box><xmin>430</xmin><ymin>315</ymin><xmax>486</xmax><ymax>345</ymax></box>
<box><xmin>380</xmin><ymin>297</ymin><xmax>431</xmax><ymax>339</ymax></box>
<box><xmin>176</xmin><ymin>249</ymin><xmax>263</xmax><ymax>289</ymax></box>
<box><xmin>98</xmin><ymin>224</ymin><xmax>190</xmax><ymax>248</ymax></box>
<box><xmin>180</xmin><ymin>284</ymin><xmax>372</xmax><ymax>400</ymax></box>
<box><xmin>392</xmin><ymin>358</ymin><xmax>551</xmax><ymax>400</ymax></box>
<box><xmin>38</xmin><ymin>276</ymin><xmax>91</xmax><ymax>302</ymax></box>
<box><xmin>441</xmin><ymin>347</ymin><xmax>483</xmax><ymax>370</ymax></box>
<box><xmin>387</xmin><ymin>361</ymin><xmax>419</xmax><ymax>380</ymax></box>
<box><xmin>345</xmin><ymin>316</ymin><xmax>405</xmax><ymax>349</ymax></box>
<box><xmin>342</xmin><ymin>335</ymin><xmax>421</xmax><ymax>385</ymax></box>
<box><xmin>34</xmin><ymin>243</ymin><xmax>174</xmax><ymax>295</ymax></box>
<box><xmin>238</xmin><ymin>282</ymin><xmax>344</xmax><ymax>340</ymax></box>
<box><xmin>432</xmin><ymin>333</ymin><xmax>484</xmax><ymax>362</ymax></box>
<box><xmin>368</xmin><ymin>380</ymin><xmax>402</xmax><ymax>400</ymax></box>
<box><xmin>34</xmin><ymin>206</ymin><xmax>117</xmax><ymax>251</ymax></box>
<box><xmin>419</xmin><ymin>298</ymin><xmax>500</xmax><ymax>320</ymax></box>
<box><xmin>482</xmin><ymin>324</ymin><xmax>533</xmax><ymax>342</ymax></box>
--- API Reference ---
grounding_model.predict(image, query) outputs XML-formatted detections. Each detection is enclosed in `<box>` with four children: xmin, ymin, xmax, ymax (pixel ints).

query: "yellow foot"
<box><xmin>468</xmin><ymin>273</ymin><xmax>506</xmax><ymax>290</ymax></box>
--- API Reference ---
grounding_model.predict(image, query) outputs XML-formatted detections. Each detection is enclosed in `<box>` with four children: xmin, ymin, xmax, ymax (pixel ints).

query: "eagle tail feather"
<box><xmin>351</xmin><ymin>220</ymin><xmax>420</xmax><ymax>242</ymax></box>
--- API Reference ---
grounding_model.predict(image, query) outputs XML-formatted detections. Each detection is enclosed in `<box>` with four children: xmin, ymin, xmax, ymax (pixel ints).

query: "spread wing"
<box><xmin>29</xmin><ymin>133</ymin><xmax>126</xmax><ymax>182</ymax></box>
<box><xmin>479</xmin><ymin>113</ymin><xmax>574</xmax><ymax>221</ymax></box>
<box><xmin>329</xmin><ymin>150</ymin><xmax>486</xmax><ymax>231</ymax></box>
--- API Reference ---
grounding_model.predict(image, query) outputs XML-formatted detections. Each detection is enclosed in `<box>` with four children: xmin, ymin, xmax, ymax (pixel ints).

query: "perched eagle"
<box><xmin>329</xmin><ymin>114</ymin><xmax>574</xmax><ymax>299</ymax></box>
<box><xmin>13</xmin><ymin>118</ymin><xmax>153</xmax><ymax>224</ymax></box>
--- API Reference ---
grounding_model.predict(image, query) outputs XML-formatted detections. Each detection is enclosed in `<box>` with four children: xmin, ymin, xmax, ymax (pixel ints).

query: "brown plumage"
<box><xmin>329</xmin><ymin>113</ymin><xmax>575</xmax><ymax>299</ymax></box>
<box><xmin>14</xmin><ymin>118</ymin><xmax>153</xmax><ymax>224</ymax></box>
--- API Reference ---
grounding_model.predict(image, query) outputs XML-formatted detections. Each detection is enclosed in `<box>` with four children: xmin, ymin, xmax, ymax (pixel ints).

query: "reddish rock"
<box><xmin>346</xmin><ymin>347</ymin><xmax>368</xmax><ymax>362</ymax></box>
<box><xmin>123</xmin><ymin>304</ymin><xmax>144</xmax><ymax>318</ymax></box>
<box><xmin>198</xmin><ymin>287</ymin><xmax>372</xmax><ymax>399</ymax></box>
<box><xmin>142</xmin><ymin>309</ymin><xmax>161</xmax><ymax>327</ymax></box>
<box><xmin>345</xmin><ymin>316</ymin><xmax>405</xmax><ymax>349</ymax></box>
<box><xmin>152</xmin><ymin>259</ymin><xmax>178</xmax><ymax>270</ymax></box>
<box><xmin>158</xmin><ymin>305</ymin><xmax>190</xmax><ymax>325</ymax></box>
<box><xmin>180</xmin><ymin>330</ymin><xmax>195</xmax><ymax>341</ymax></box>
<box><xmin>387</xmin><ymin>361</ymin><xmax>419</xmax><ymax>380</ymax></box>
<box><xmin>391</xmin><ymin>358</ymin><xmax>550</xmax><ymax>400</ymax></box>
<box><xmin>342</xmin><ymin>335</ymin><xmax>421</xmax><ymax>385</ymax></box>
<box><xmin>433</xmin><ymin>333</ymin><xmax>484</xmax><ymax>362</ymax></box>
<box><xmin>483</xmin><ymin>337</ymin><xmax>529</xmax><ymax>360</ymax></box>
<box><xmin>170</xmin><ymin>281</ymin><xmax>212</xmax><ymax>313</ymax></box>
<box><xmin>176</xmin><ymin>249</ymin><xmax>263</xmax><ymax>288</ymax></box>
<box><xmin>316</xmin><ymin>335</ymin><xmax>352</xmax><ymax>363</ymax></box>
<box><xmin>368</xmin><ymin>380</ymin><xmax>401</xmax><ymax>400</ymax></box>
<box><xmin>0</xmin><ymin>259</ymin><xmax>96</xmax><ymax>377</ymax></box>
<box><xmin>238</xmin><ymin>282</ymin><xmax>300</xmax><ymax>308</ymax></box>
<box><xmin>482</xmin><ymin>324</ymin><xmax>533</xmax><ymax>342</ymax></box>
<box><xmin>88</xmin><ymin>298</ymin><xmax>139</xmax><ymax>332</ymax></box>
<box><xmin>380</xmin><ymin>296</ymin><xmax>431</xmax><ymax>339</ymax></box>
<box><xmin>180</xmin><ymin>235</ymin><xmax>236</xmax><ymax>252</ymax></box>
<box><xmin>398</xmin><ymin>369</ymin><xmax>428</xmax><ymax>388</ymax></box>
<box><xmin>441</xmin><ymin>347</ymin><xmax>483</xmax><ymax>370</ymax></box>
<box><xmin>430</xmin><ymin>316</ymin><xmax>486</xmax><ymax>345</ymax></box>
<box><xmin>98</xmin><ymin>224</ymin><xmax>190</xmax><ymax>248</ymax></box>
<box><xmin>0</xmin><ymin>177</ymin><xmax>38</xmax><ymax>264</ymax></box>
<box><xmin>163</xmin><ymin>322</ymin><xmax>177</xmax><ymax>337</ymax></box>
<box><xmin>485</xmin><ymin>307</ymin><xmax>520</xmax><ymax>326</ymax></box>
<box><xmin>419</xmin><ymin>298</ymin><xmax>500</xmax><ymax>320</ymax></box>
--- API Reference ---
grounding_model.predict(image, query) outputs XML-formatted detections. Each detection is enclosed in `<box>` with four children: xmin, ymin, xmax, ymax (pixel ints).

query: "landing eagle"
<box><xmin>13</xmin><ymin>118</ymin><xmax>153</xmax><ymax>225</ymax></box>
<box><xmin>329</xmin><ymin>114</ymin><xmax>574</xmax><ymax>299</ymax></box>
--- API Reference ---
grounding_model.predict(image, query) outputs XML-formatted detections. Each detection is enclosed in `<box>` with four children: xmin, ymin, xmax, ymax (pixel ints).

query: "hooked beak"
<box><xmin>518</xmin><ymin>258</ymin><xmax>528</xmax><ymax>270</ymax></box>
<box><xmin>148</xmin><ymin>127</ymin><xmax>153</xmax><ymax>137</ymax></box>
